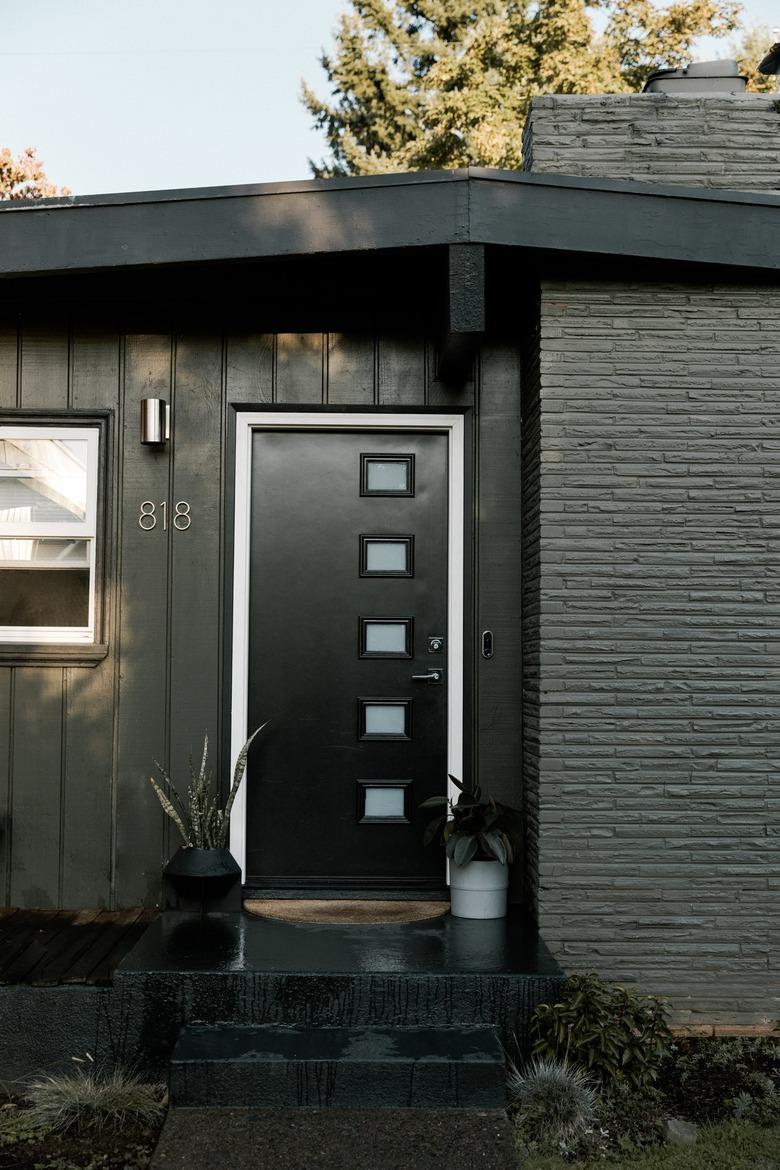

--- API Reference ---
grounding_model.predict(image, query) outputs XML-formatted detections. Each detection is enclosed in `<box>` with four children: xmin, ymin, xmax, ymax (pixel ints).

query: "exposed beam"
<box><xmin>437</xmin><ymin>244</ymin><xmax>485</xmax><ymax>386</ymax></box>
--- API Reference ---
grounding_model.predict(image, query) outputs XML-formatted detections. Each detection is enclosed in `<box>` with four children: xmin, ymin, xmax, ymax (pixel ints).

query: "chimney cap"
<box><xmin>758</xmin><ymin>42</ymin><xmax>780</xmax><ymax>75</ymax></box>
<box><xmin>643</xmin><ymin>58</ymin><xmax>747</xmax><ymax>94</ymax></box>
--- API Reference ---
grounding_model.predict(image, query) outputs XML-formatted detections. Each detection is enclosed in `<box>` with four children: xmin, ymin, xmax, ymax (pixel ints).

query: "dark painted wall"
<box><xmin>0</xmin><ymin>306</ymin><xmax>522</xmax><ymax>908</ymax></box>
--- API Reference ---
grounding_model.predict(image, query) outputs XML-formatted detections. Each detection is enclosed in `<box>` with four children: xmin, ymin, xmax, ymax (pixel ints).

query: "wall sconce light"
<box><xmin>140</xmin><ymin>398</ymin><xmax>170</xmax><ymax>446</ymax></box>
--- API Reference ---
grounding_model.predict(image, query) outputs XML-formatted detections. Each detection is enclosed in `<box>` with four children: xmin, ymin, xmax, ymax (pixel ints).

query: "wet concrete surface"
<box><xmin>169</xmin><ymin>1024</ymin><xmax>507</xmax><ymax>1108</ymax></box>
<box><xmin>114</xmin><ymin>910</ymin><xmax>563</xmax><ymax>1075</ymax></box>
<box><xmin>119</xmin><ymin>907</ymin><xmax>561</xmax><ymax>977</ymax></box>
<box><xmin>151</xmin><ymin>1106</ymin><xmax>521</xmax><ymax>1169</ymax></box>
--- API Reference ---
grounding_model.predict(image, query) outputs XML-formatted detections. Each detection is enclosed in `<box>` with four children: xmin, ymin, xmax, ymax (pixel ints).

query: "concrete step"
<box><xmin>169</xmin><ymin>1023</ymin><xmax>507</xmax><ymax>1109</ymax></box>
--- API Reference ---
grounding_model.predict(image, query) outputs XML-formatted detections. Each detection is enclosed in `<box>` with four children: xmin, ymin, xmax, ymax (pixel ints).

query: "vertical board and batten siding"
<box><xmin>13</xmin><ymin>312</ymin><xmax>69</xmax><ymax>908</ymax></box>
<box><xmin>0</xmin><ymin>321</ymin><xmax>523</xmax><ymax>908</ymax></box>
<box><xmin>0</xmin><ymin>313</ymin><xmax>15</xmax><ymax>906</ymax></box>
<box><xmin>64</xmin><ymin>324</ymin><xmax>120</xmax><ymax>907</ymax></box>
<box><xmin>525</xmin><ymin>281</ymin><xmax>780</xmax><ymax>1022</ymax></box>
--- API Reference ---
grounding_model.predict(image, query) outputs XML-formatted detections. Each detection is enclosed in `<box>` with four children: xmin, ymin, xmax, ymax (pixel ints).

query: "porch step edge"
<box><xmin>169</xmin><ymin>1023</ymin><xmax>507</xmax><ymax>1109</ymax></box>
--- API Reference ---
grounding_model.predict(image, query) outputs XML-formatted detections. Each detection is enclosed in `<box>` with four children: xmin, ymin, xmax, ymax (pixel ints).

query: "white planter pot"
<box><xmin>449</xmin><ymin>859</ymin><xmax>509</xmax><ymax>919</ymax></box>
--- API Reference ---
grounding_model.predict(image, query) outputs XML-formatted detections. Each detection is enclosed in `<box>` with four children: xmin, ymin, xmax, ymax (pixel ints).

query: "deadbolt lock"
<box><xmin>427</xmin><ymin>636</ymin><xmax>444</xmax><ymax>653</ymax></box>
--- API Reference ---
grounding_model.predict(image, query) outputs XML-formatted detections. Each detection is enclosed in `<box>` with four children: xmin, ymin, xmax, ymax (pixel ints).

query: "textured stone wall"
<box><xmin>526</xmin><ymin>282</ymin><xmax>780</xmax><ymax>1023</ymax></box>
<box><xmin>523</xmin><ymin>94</ymin><xmax>780</xmax><ymax>191</ymax></box>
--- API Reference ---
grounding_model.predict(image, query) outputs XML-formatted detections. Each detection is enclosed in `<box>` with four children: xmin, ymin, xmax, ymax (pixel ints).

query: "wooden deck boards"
<box><xmin>0</xmin><ymin>908</ymin><xmax>158</xmax><ymax>986</ymax></box>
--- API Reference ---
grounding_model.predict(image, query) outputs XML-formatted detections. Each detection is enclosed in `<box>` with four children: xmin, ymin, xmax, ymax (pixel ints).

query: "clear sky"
<box><xmin>3</xmin><ymin>0</ymin><xmax>778</xmax><ymax>197</ymax></box>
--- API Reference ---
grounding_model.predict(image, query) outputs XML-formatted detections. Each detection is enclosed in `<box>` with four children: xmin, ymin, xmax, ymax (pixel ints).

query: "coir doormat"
<box><xmin>243</xmin><ymin>899</ymin><xmax>449</xmax><ymax>925</ymax></box>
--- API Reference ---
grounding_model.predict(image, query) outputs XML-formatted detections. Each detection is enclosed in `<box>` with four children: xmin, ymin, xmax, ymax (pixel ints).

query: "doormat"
<box><xmin>243</xmin><ymin>899</ymin><xmax>449</xmax><ymax>925</ymax></box>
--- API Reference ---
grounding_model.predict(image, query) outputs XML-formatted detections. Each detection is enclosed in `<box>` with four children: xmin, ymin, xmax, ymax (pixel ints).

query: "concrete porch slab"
<box><xmin>114</xmin><ymin>909</ymin><xmax>562</xmax><ymax>1075</ymax></box>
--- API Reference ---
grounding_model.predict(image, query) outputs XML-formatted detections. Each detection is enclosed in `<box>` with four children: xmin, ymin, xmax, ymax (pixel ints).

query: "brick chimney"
<box><xmin>522</xmin><ymin>80</ymin><xmax>780</xmax><ymax>193</ymax></box>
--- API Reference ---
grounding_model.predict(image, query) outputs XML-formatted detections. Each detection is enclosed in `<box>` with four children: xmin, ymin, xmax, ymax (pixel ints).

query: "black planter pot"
<box><xmin>162</xmin><ymin>846</ymin><xmax>242</xmax><ymax>914</ymax></box>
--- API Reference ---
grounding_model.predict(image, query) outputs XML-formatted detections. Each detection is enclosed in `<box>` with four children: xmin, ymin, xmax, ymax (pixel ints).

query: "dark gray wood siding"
<box><xmin>0</xmin><ymin>318</ymin><xmax>522</xmax><ymax>908</ymax></box>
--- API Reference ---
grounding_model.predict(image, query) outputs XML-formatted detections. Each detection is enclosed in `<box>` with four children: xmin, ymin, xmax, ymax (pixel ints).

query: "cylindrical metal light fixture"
<box><xmin>140</xmin><ymin>398</ymin><xmax>170</xmax><ymax>445</ymax></box>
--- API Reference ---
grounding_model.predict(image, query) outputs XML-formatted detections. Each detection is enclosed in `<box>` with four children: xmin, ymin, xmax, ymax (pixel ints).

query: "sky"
<box><xmin>3</xmin><ymin>0</ymin><xmax>779</xmax><ymax>197</ymax></box>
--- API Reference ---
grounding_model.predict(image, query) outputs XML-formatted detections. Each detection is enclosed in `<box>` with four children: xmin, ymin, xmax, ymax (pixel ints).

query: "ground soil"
<box><xmin>0</xmin><ymin>1102</ymin><xmax>164</xmax><ymax>1170</ymax></box>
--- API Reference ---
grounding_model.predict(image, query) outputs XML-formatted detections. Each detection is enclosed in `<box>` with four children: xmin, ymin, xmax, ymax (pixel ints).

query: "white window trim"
<box><xmin>229</xmin><ymin>410</ymin><xmax>465</xmax><ymax>879</ymax></box>
<box><xmin>0</xmin><ymin>425</ymin><xmax>100</xmax><ymax>645</ymax></box>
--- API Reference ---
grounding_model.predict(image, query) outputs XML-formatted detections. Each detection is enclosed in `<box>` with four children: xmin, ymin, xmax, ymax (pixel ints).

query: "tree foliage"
<box><xmin>302</xmin><ymin>0</ymin><xmax>744</xmax><ymax>175</ymax></box>
<box><xmin>735</xmin><ymin>25</ymin><xmax>778</xmax><ymax>92</ymax></box>
<box><xmin>0</xmin><ymin>146</ymin><xmax>69</xmax><ymax>201</ymax></box>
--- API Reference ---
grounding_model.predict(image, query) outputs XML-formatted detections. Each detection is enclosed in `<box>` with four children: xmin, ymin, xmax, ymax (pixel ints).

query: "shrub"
<box><xmin>508</xmin><ymin>1056</ymin><xmax>598</xmax><ymax>1147</ymax></box>
<box><xmin>25</xmin><ymin>1067</ymin><xmax>165</xmax><ymax>1134</ymax></box>
<box><xmin>532</xmin><ymin>973</ymin><xmax>672</xmax><ymax>1092</ymax></box>
<box><xmin>598</xmin><ymin>1082</ymin><xmax>667</xmax><ymax>1152</ymax></box>
<box><xmin>659</xmin><ymin>1036</ymin><xmax>780</xmax><ymax>1125</ymax></box>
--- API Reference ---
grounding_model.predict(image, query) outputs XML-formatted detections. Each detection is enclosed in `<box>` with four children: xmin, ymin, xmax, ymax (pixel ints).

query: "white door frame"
<box><xmin>229</xmin><ymin>410</ymin><xmax>466</xmax><ymax>877</ymax></box>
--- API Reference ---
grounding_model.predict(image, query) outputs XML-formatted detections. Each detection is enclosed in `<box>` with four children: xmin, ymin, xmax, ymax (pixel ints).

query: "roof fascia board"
<box><xmin>0</xmin><ymin>177</ymin><xmax>472</xmax><ymax>278</ymax></box>
<box><xmin>0</xmin><ymin>170</ymin><xmax>778</xmax><ymax>278</ymax></box>
<box><xmin>470</xmin><ymin>175</ymin><xmax>780</xmax><ymax>271</ymax></box>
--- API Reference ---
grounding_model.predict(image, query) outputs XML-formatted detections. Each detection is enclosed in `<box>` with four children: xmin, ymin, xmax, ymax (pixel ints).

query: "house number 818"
<box><xmin>138</xmin><ymin>500</ymin><xmax>192</xmax><ymax>531</ymax></box>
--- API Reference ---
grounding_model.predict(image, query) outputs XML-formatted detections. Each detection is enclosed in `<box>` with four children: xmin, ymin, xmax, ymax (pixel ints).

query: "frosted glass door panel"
<box><xmin>365</xmin><ymin>621</ymin><xmax>408</xmax><ymax>654</ymax></box>
<box><xmin>367</xmin><ymin>461</ymin><xmax>409</xmax><ymax>492</ymax></box>
<box><xmin>365</xmin><ymin>541</ymin><xmax>408</xmax><ymax>572</ymax></box>
<box><xmin>364</xmin><ymin>703</ymin><xmax>407</xmax><ymax>736</ymax></box>
<box><xmin>364</xmin><ymin>787</ymin><xmax>406</xmax><ymax>818</ymax></box>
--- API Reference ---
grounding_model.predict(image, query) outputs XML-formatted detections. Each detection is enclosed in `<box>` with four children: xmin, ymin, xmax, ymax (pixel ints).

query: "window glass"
<box><xmin>0</xmin><ymin>428</ymin><xmax>99</xmax><ymax>644</ymax></box>
<box><xmin>0</xmin><ymin>537</ymin><xmax>89</xmax><ymax>566</ymax></box>
<box><xmin>0</xmin><ymin>438</ymin><xmax>89</xmax><ymax>524</ymax></box>
<box><xmin>0</xmin><ymin>569</ymin><xmax>89</xmax><ymax>627</ymax></box>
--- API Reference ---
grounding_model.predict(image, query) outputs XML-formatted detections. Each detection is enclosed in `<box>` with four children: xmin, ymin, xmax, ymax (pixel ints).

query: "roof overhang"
<box><xmin>1</xmin><ymin>167</ymin><xmax>778</xmax><ymax>278</ymax></box>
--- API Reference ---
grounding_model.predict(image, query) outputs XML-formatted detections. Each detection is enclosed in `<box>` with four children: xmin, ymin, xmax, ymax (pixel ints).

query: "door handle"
<box><xmin>411</xmin><ymin>670</ymin><xmax>443</xmax><ymax>684</ymax></box>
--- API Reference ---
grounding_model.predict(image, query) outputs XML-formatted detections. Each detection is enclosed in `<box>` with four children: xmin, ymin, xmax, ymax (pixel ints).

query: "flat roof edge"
<box><xmin>3</xmin><ymin>167</ymin><xmax>779</xmax><ymax>214</ymax></box>
<box><xmin>0</xmin><ymin>171</ymin><xmax>777</xmax><ymax>277</ymax></box>
<box><xmin>0</xmin><ymin>169</ymin><xmax>472</xmax><ymax>212</ymax></box>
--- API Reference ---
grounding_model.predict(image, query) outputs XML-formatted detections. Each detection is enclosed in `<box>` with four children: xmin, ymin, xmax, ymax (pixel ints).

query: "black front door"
<box><xmin>246</xmin><ymin>428</ymin><xmax>449</xmax><ymax>891</ymax></box>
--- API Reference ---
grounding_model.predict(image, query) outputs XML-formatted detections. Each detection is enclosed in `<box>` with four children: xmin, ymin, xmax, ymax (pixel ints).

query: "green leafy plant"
<box><xmin>597</xmin><ymin>1082</ymin><xmax>667</xmax><ymax>1153</ymax></box>
<box><xmin>659</xmin><ymin>1036</ymin><xmax>780</xmax><ymax>1125</ymax></box>
<box><xmin>0</xmin><ymin>1099</ymin><xmax>51</xmax><ymax>1147</ymax></box>
<box><xmin>508</xmin><ymin>1056</ymin><xmax>598</xmax><ymax>1147</ymax></box>
<box><xmin>420</xmin><ymin>774</ymin><xmax>520</xmax><ymax>866</ymax></box>
<box><xmin>149</xmin><ymin>724</ymin><xmax>266</xmax><ymax>848</ymax></box>
<box><xmin>25</xmin><ymin>1067</ymin><xmax>165</xmax><ymax>1134</ymax></box>
<box><xmin>532</xmin><ymin>973</ymin><xmax>672</xmax><ymax>1092</ymax></box>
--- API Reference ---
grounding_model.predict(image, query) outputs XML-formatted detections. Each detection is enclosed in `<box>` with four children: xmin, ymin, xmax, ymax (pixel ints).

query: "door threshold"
<box><xmin>243</xmin><ymin>879</ymin><xmax>449</xmax><ymax>902</ymax></box>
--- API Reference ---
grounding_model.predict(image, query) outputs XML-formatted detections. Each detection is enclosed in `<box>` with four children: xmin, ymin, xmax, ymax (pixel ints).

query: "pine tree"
<box><xmin>302</xmin><ymin>0</ymin><xmax>743</xmax><ymax>176</ymax></box>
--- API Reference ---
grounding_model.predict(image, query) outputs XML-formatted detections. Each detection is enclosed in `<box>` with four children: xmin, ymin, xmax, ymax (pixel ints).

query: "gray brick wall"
<box><xmin>525</xmin><ymin>282</ymin><xmax>780</xmax><ymax>1023</ymax></box>
<box><xmin>521</xmin><ymin>305</ymin><xmax>542</xmax><ymax>917</ymax></box>
<box><xmin>523</xmin><ymin>94</ymin><xmax>780</xmax><ymax>191</ymax></box>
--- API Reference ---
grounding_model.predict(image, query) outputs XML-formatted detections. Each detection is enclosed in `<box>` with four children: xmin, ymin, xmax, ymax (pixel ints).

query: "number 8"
<box><xmin>173</xmin><ymin>501</ymin><xmax>191</xmax><ymax>531</ymax></box>
<box><xmin>139</xmin><ymin>501</ymin><xmax>156</xmax><ymax>530</ymax></box>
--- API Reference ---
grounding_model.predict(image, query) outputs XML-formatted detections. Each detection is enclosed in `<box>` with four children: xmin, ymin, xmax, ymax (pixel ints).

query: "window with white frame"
<box><xmin>0</xmin><ymin>426</ymin><xmax>100</xmax><ymax>644</ymax></box>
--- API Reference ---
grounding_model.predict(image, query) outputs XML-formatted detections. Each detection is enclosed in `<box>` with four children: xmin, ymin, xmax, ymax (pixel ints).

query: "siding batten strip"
<box><xmin>115</xmin><ymin>334</ymin><xmax>172</xmax><ymax>906</ymax></box>
<box><xmin>63</xmin><ymin>328</ymin><xmax>121</xmax><ymax>907</ymax></box>
<box><xmin>169</xmin><ymin>335</ymin><xmax>223</xmax><ymax>847</ymax></box>
<box><xmin>10</xmin><ymin>309</ymin><xmax>70</xmax><ymax>907</ymax></box>
<box><xmin>0</xmin><ymin>671</ymin><xmax>12</xmax><ymax>905</ymax></box>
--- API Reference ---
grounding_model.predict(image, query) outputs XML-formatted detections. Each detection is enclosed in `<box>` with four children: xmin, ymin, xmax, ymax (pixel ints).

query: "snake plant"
<box><xmin>149</xmin><ymin>724</ymin><xmax>267</xmax><ymax>849</ymax></box>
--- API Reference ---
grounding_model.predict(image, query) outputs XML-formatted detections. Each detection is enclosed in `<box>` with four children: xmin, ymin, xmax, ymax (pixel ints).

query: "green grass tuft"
<box><xmin>25</xmin><ymin>1067</ymin><xmax>166</xmax><ymax>1135</ymax></box>
<box><xmin>509</xmin><ymin>1056</ymin><xmax>598</xmax><ymax>1146</ymax></box>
